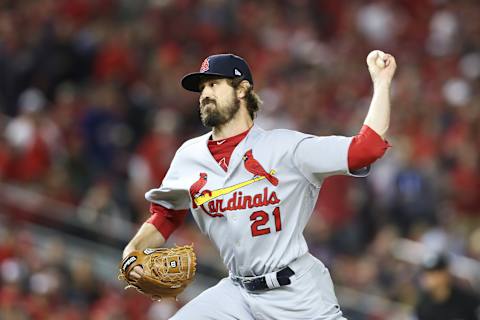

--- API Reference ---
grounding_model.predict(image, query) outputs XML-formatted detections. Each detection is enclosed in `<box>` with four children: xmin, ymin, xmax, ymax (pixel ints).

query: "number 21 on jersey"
<box><xmin>250</xmin><ymin>207</ymin><xmax>282</xmax><ymax>237</ymax></box>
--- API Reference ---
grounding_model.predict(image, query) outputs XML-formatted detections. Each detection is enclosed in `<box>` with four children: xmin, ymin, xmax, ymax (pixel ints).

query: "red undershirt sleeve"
<box><xmin>146</xmin><ymin>203</ymin><xmax>188</xmax><ymax>240</ymax></box>
<box><xmin>348</xmin><ymin>125</ymin><xmax>391</xmax><ymax>171</ymax></box>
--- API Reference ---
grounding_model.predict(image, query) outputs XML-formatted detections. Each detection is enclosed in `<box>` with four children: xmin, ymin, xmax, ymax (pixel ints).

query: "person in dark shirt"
<box><xmin>415</xmin><ymin>253</ymin><xmax>480</xmax><ymax>320</ymax></box>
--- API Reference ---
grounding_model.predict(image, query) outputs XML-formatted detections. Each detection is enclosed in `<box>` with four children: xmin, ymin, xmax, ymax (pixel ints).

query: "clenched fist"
<box><xmin>366</xmin><ymin>50</ymin><xmax>396</xmax><ymax>86</ymax></box>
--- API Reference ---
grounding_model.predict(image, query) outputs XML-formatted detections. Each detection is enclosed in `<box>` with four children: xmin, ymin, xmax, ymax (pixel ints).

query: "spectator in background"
<box><xmin>3</xmin><ymin>88</ymin><xmax>59</xmax><ymax>182</ymax></box>
<box><xmin>391</xmin><ymin>150</ymin><xmax>436</xmax><ymax>236</ymax></box>
<box><xmin>415</xmin><ymin>253</ymin><xmax>480</xmax><ymax>320</ymax></box>
<box><xmin>80</xmin><ymin>83</ymin><xmax>129</xmax><ymax>174</ymax></box>
<box><xmin>127</xmin><ymin>109</ymin><xmax>181</xmax><ymax>222</ymax></box>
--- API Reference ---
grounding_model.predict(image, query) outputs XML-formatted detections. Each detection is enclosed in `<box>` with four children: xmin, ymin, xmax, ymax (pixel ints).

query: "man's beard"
<box><xmin>200</xmin><ymin>97</ymin><xmax>240</xmax><ymax>128</ymax></box>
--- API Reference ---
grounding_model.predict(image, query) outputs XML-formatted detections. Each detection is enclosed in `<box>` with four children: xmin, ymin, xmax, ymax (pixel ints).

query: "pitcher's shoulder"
<box><xmin>260</xmin><ymin>128</ymin><xmax>313</xmax><ymax>144</ymax></box>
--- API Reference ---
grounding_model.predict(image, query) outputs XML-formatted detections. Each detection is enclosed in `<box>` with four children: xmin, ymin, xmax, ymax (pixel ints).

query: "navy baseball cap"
<box><xmin>181</xmin><ymin>54</ymin><xmax>253</xmax><ymax>92</ymax></box>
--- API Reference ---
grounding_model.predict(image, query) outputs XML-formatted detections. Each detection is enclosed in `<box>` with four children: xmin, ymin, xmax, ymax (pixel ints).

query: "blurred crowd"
<box><xmin>0</xmin><ymin>218</ymin><xmax>184</xmax><ymax>319</ymax></box>
<box><xmin>0</xmin><ymin>0</ymin><xmax>479</xmax><ymax>319</ymax></box>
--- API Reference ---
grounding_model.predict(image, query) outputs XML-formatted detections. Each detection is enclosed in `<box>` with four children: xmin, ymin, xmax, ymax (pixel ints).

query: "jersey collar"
<box><xmin>202</xmin><ymin>124</ymin><xmax>264</xmax><ymax>176</ymax></box>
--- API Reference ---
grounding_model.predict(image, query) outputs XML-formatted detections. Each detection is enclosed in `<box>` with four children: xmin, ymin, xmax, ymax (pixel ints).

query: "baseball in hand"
<box><xmin>366</xmin><ymin>50</ymin><xmax>396</xmax><ymax>84</ymax></box>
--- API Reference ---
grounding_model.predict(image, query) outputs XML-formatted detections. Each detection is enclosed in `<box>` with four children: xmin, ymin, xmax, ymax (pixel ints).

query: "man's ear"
<box><xmin>236</xmin><ymin>80</ymin><xmax>251</xmax><ymax>99</ymax></box>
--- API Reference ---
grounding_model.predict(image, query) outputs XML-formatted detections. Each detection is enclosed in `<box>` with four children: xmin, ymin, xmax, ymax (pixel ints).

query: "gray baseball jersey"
<box><xmin>145</xmin><ymin>124</ymin><xmax>367</xmax><ymax>277</ymax></box>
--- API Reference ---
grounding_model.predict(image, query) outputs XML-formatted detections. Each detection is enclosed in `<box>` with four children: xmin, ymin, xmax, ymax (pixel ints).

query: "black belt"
<box><xmin>233</xmin><ymin>267</ymin><xmax>295</xmax><ymax>291</ymax></box>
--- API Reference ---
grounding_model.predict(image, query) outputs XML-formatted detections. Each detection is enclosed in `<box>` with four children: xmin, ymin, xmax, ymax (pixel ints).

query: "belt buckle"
<box><xmin>240</xmin><ymin>276</ymin><xmax>262</xmax><ymax>291</ymax></box>
<box><xmin>241</xmin><ymin>277</ymin><xmax>256</xmax><ymax>290</ymax></box>
<box><xmin>231</xmin><ymin>275</ymin><xmax>251</xmax><ymax>288</ymax></box>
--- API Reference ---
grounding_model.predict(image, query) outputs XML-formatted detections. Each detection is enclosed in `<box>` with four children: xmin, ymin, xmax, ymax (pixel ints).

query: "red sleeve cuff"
<box><xmin>146</xmin><ymin>203</ymin><xmax>188</xmax><ymax>240</ymax></box>
<box><xmin>348</xmin><ymin>125</ymin><xmax>390</xmax><ymax>171</ymax></box>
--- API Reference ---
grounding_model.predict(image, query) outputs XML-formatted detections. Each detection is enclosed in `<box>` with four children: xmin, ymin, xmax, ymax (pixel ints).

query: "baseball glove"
<box><xmin>118</xmin><ymin>245</ymin><xmax>196</xmax><ymax>300</ymax></box>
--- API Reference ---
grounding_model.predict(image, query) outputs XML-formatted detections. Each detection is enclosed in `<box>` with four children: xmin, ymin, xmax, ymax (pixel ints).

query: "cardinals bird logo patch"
<box><xmin>242</xmin><ymin>149</ymin><xmax>278</xmax><ymax>186</ymax></box>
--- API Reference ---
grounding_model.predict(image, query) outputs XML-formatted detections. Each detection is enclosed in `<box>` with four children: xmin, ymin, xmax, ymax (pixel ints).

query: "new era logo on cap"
<box><xmin>181</xmin><ymin>53</ymin><xmax>254</xmax><ymax>92</ymax></box>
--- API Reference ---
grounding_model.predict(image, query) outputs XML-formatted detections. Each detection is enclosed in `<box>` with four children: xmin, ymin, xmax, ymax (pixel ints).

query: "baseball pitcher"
<box><xmin>122</xmin><ymin>51</ymin><xmax>396</xmax><ymax>319</ymax></box>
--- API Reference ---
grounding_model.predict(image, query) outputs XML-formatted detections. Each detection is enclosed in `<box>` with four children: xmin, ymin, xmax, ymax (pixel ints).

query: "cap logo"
<box><xmin>234</xmin><ymin>68</ymin><xmax>242</xmax><ymax>76</ymax></box>
<box><xmin>200</xmin><ymin>58</ymin><xmax>209</xmax><ymax>73</ymax></box>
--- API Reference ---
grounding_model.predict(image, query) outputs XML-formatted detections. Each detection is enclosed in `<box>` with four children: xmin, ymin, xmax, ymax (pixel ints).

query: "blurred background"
<box><xmin>0</xmin><ymin>0</ymin><xmax>479</xmax><ymax>319</ymax></box>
